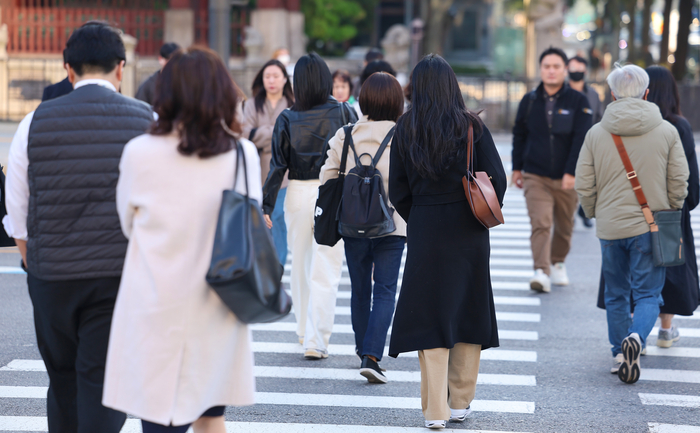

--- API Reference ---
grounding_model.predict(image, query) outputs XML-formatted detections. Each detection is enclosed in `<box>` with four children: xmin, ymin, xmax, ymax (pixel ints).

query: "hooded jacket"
<box><xmin>575</xmin><ymin>97</ymin><xmax>689</xmax><ymax>240</ymax></box>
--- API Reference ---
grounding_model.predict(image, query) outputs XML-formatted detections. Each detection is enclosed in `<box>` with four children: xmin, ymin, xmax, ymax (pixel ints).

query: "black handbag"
<box><xmin>611</xmin><ymin>133</ymin><xmax>685</xmax><ymax>267</ymax></box>
<box><xmin>206</xmin><ymin>140</ymin><xmax>292</xmax><ymax>323</ymax></box>
<box><xmin>313</xmin><ymin>124</ymin><xmax>353</xmax><ymax>246</ymax></box>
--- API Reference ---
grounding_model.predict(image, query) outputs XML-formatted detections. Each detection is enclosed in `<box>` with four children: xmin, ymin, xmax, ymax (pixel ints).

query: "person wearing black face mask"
<box><xmin>568</xmin><ymin>56</ymin><xmax>603</xmax><ymax>124</ymax></box>
<box><xmin>568</xmin><ymin>55</ymin><xmax>603</xmax><ymax>228</ymax></box>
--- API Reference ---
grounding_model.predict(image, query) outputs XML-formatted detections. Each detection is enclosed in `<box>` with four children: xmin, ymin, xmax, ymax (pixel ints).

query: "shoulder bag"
<box><xmin>314</xmin><ymin>125</ymin><xmax>353</xmax><ymax>246</ymax></box>
<box><xmin>206</xmin><ymin>140</ymin><xmax>292</xmax><ymax>323</ymax></box>
<box><xmin>462</xmin><ymin>124</ymin><xmax>505</xmax><ymax>229</ymax></box>
<box><xmin>611</xmin><ymin>133</ymin><xmax>685</xmax><ymax>267</ymax></box>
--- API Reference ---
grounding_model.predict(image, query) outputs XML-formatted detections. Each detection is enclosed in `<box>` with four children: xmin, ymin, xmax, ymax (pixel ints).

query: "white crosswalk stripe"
<box><xmin>648</xmin><ymin>423</ymin><xmax>700</xmax><ymax>433</ymax></box>
<box><xmin>639</xmin><ymin>393</ymin><xmax>700</xmax><ymax>408</ymax></box>
<box><xmin>0</xmin><ymin>189</ymin><xmax>542</xmax><ymax>431</ymax></box>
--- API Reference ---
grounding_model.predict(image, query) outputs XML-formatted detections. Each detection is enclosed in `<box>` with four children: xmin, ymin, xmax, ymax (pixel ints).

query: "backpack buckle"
<box><xmin>626</xmin><ymin>171</ymin><xmax>637</xmax><ymax>179</ymax></box>
<box><xmin>364</xmin><ymin>177</ymin><xmax>371</xmax><ymax>184</ymax></box>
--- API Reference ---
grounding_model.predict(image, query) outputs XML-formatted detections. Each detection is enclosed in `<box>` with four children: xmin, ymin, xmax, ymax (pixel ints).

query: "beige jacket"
<box><xmin>241</xmin><ymin>97</ymin><xmax>290</xmax><ymax>186</ymax></box>
<box><xmin>320</xmin><ymin>116</ymin><xmax>407</xmax><ymax>237</ymax></box>
<box><xmin>575</xmin><ymin>97</ymin><xmax>689</xmax><ymax>240</ymax></box>
<box><xmin>103</xmin><ymin>132</ymin><xmax>259</xmax><ymax>425</ymax></box>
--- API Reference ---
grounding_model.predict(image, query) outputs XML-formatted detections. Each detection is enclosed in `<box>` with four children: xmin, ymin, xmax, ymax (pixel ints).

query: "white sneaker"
<box><xmin>530</xmin><ymin>269</ymin><xmax>551</xmax><ymax>293</ymax></box>
<box><xmin>551</xmin><ymin>262</ymin><xmax>569</xmax><ymax>286</ymax></box>
<box><xmin>424</xmin><ymin>420</ymin><xmax>446</xmax><ymax>429</ymax></box>
<box><xmin>449</xmin><ymin>406</ymin><xmax>472</xmax><ymax>422</ymax></box>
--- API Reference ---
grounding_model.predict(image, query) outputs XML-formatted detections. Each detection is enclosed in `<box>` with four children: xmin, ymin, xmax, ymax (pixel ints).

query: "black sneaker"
<box><xmin>360</xmin><ymin>356</ymin><xmax>387</xmax><ymax>384</ymax></box>
<box><xmin>618</xmin><ymin>333</ymin><xmax>641</xmax><ymax>384</ymax></box>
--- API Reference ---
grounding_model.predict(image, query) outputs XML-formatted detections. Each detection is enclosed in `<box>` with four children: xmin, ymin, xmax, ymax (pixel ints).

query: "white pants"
<box><xmin>284</xmin><ymin>180</ymin><xmax>344</xmax><ymax>352</ymax></box>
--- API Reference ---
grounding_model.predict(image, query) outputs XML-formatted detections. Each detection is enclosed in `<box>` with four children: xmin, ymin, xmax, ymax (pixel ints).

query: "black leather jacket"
<box><xmin>262</xmin><ymin>97</ymin><xmax>358</xmax><ymax>214</ymax></box>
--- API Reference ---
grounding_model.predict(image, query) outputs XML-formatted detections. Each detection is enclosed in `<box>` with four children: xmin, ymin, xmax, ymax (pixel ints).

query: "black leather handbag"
<box><xmin>206</xmin><ymin>141</ymin><xmax>291</xmax><ymax>323</ymax></box>
<box><xmin>313</xmin><ymin>124</ymin><xmax>352</xmax><ymax>247</ymax></box>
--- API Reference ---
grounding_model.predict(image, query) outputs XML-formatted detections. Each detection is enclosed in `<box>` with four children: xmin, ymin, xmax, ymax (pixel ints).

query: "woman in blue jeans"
<box><xmin>319</xmin><ymin>72</ymin><xmax>407</xmax><ymax>382</ymax></box>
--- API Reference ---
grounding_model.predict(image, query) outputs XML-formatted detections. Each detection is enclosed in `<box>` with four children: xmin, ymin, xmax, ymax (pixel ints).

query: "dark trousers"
<box><xmin>344</xmin><ymin>235</ymin><xmax>405</xmax><ymax>361</ymax></box>
<box><xmin>27</xmin><ymin>273</ymin><xmax>126</xmax><ymax>433</ymax></box>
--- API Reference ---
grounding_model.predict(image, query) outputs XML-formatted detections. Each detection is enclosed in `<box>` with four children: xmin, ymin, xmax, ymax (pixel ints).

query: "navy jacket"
<box><xmin>41</xmin><ymin>77</ymin><xmax>73</xmax><ymax>102</ymax></box>
<box><xmin>512</xmin><ymin>83</ymin><xmax>592</xmax><ymax>179</ymax></box>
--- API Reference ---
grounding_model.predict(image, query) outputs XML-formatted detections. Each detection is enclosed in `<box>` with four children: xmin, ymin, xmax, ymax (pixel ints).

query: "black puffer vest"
<box><xmin>26</xmin><ymin>84</ymin><xmax>152</xmax><ymax>281</ymax></box>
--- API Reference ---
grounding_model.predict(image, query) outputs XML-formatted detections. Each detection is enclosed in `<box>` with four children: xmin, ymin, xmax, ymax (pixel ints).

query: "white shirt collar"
<box><xmin>74</xmin><ymin>79</ymin><xmax>117</xmax><ymax>92</ymax></box>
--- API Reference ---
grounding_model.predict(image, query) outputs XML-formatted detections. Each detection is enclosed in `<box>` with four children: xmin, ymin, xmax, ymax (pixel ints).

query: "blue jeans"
<box><xmin>601</xmin><ymin>232</ymin><xmax>665</xmax><ymax>356</ymax></box>
<box><xmin>344</xmin><ymin>235</ymin><xmax>405</xmax><ymax>361</ymax></box>
<box><xmin>272</xmin><ymin>187</ymin><xmax>288</xmax><ymax>265</ymax></box>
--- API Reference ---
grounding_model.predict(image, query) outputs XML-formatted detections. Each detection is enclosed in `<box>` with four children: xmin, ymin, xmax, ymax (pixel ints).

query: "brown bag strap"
<box><xmin>465</xmin><ymin>123</ymin><xmax>474</xmax><ymax>175</ymax></box>
<box><xmin>610</xmin><ymin>133</ymin><xmax>658</xmax><ymax>232</ymax></box>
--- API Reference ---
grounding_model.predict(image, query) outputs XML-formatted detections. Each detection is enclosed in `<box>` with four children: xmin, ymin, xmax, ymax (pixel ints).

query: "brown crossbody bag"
<box><xmin>462</xmin><ymin>124</ymin><xmax>504</xmax><ymax>229</ymax></box>
<box><xmin>611</xmin><ymin>133</ymin><xmax>684</xmax><ymax>267</ymax></box>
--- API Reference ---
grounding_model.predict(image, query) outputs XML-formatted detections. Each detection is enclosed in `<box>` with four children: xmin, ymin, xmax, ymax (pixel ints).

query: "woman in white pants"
<box><xmin>262</xmin><ymin>53</ymin><xmax>358</xmax><ymax>359</ymax></box>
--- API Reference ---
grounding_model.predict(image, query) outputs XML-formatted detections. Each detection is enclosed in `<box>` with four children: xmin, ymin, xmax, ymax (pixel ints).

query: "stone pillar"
<box><xmin>0</xmin><ymin>24</ymin><xmax>8</xmax><ymax>119</ymax></box>
<box><xmin>250</xmin><ymin>0</ymin><xmax>307</xmax><ymax>61</ymax></box>
<box><xmin>121</xmin><ymin>34</ymin><xmax>138</xmax><ymax>98</ymax></box>
<box><xmin>381</xmin><ymin>24</ymin><xmax>410</xmax><ymax>74</ymax></box>
<box><xmin>209</xmin><ymin>0</ymin><xmax>231</xmax><ymax>62</ymax></box>
<box><xmin>525</xmin><ymin>0</ymin><xmax>564</xmax><ymax>80</ymax></box>
<box><xmin>164</xmin><ymin>0</ymin><xmax>195</xmax><ymax>49</ymax></box>
<box><xmin>287</xmin><ymin>11</ymin><xmax>306</xmax><ymax>59</ymax></box>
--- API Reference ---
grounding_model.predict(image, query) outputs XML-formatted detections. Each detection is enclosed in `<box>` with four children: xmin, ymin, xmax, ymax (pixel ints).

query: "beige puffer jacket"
<box><xmin>575</xmin><ymin>97</ymin><xmax>689</xmax><ymax>240</ymax></box>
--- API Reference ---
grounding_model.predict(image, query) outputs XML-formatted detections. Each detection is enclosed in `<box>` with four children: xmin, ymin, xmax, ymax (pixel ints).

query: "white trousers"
<box><xmin>284</xmin><ymin>180</ymin><xmax>344</xmax><ymax>352</ymax></box>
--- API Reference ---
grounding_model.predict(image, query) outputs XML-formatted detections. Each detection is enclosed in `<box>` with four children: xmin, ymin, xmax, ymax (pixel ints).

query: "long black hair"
<box><xmin>645</xmin><ymin>65</ymin><xmax>683</xmax><ymax>123</ymax></box>
<box><xmin>292</xmin><ymin>53</ymin><xmax>333</xmax><ymax>111</ymax></box>
<box><xmin>251</xmin><ymin>59</ymin><xmax>294</xmax><ymax>113</ymax></box>
<box><xmin>396</xmin><ymin>54</ymin><xmax>482</xmax><ymax>179</ymax></box>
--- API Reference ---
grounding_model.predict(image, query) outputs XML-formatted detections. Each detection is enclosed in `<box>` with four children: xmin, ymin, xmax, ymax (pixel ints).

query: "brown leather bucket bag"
<box><xmin>462</xmin><ymin>124</ymin><xmax>504</xmax><ymax>229</ymax></box>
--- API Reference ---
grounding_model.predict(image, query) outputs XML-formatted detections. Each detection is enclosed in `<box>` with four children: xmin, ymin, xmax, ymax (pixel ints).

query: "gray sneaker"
<box><xmin>610</xmin><ymin>353</ymin><xmax>623</xmax><ymax>374</ymax></box>
<box><xmin>657</xmin><ymin>325</ymin><xmax>680</xmax><ymax>348</ymax></box>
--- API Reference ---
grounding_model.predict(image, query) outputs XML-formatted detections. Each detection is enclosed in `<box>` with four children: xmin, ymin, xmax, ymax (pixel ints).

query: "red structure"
<box><xmin>0</xmin><ymin>0</ymin><xmax>249</xmax><ymax>56</ymax></box>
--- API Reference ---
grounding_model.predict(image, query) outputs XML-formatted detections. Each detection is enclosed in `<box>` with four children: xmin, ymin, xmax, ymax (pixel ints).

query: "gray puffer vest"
<box><xmin>26</xmin><ymin>84</ymin><xmax>153</xmax><ymax>280</ymax></box>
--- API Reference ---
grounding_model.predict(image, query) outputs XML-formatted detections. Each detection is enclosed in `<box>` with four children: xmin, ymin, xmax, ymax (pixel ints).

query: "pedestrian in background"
<box><xmin>576</xmin><ymin>63</ymin><xmax>689</xmax><ymax>383</ymax></box>
<box><xmin>320</xmin><ymin>72</ymin><xmax>406</xmax><ymax>383</ymax></box>
<box><xmin>332</xmin><ymin>69</ymin><xmax>355</xmax><ymax>104</ymax></box>
<box><xmin>351</xmin><ymin>47</ymin><xmax>384</xmax><ymax>100</ymax></box>
<box><xmin>568</xmin><ymin>54</ymin><xmax>603</xmax><ymax>229</ymax></box>
<box><xmin>242</xmin><ymin>59</ymin><xmax>294</xmax><ymax>265</ymax></box>
<box><xmin>42</xmin><ymin>65</ymin><xmax>72</xmax><ymax>102</ymax></box>
<box><xmin>135</xmin><ymin>42</ymin><xmax>180</xmax><ymax>106</ymax></box>
<box><xmin>595</xmin><ymin>65</ymin><xmax>700</xmax><ymax>349</ymax></box>
<box><xmin>3</xmin><ymin>22</ymin><xmax>153</xmax><ymax>432</ymax></box>
<box><xmin>262</xmin><ymin>53</ymin><xmax>358</xmax><ymax>360</ymax></box>
<box><xmin>103</xmin><ymin>47</ymin><xmax>258</xmax><ymax>431</ymax></box>
<box><xmin>388</xmin><ymin>54</ymin><xmax>506</xmax><ymax>429</ymax></box>
<box><xmin>353</xmin><ymin>60</ymin><xmax>396</xmax><ymax>117</ymax></box>
<box><xmin>512</xmin><ymin>47</ymin><xmax>592</xmax><ymax>293</ymax></box>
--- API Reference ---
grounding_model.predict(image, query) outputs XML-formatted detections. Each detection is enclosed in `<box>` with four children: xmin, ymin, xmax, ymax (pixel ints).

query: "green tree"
<box><xmin>302</xmin><ymin>0</ymin><xmax>366</xmax><ymax>53</ymax></box>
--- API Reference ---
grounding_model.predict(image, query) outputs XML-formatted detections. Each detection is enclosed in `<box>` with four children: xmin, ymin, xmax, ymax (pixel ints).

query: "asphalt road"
<box><xmin>0</xmin><ymin>129</ymin><xmax>698</xmax><ymax>433</ymax></box>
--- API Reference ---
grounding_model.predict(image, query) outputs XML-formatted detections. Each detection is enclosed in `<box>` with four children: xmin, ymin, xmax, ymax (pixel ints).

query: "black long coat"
<box><xmin>597</xmin><ymin>116</ymin><xmax>700</xmax><ymax>316</ymax></box>
<box><xmin>388</xmin><ymin>124</ymin><xmax>507</xmax><ymax>357</ymax></box>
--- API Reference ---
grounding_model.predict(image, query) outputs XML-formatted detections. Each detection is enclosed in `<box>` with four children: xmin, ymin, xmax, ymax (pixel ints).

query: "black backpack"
<box><xmin>338</xmin><ymin>127</ymin><xmax>396</xmax><ymax>238</ymax></box>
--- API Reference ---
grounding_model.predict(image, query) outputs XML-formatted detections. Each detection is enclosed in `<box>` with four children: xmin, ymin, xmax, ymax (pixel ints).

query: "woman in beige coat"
<box><xmin>241</xmin><ymin>59</ymin><xmax>293</xmax><ymax>265</ymax></box>
<box><xmin>103</xmin><ymin>47</ymin><xmax>258</xmax><ymax>432</ymax></box>
<box><xmin>320</xmin><ymin>72</ymin><xmax>407</xmax><ymax>383</ymax></box>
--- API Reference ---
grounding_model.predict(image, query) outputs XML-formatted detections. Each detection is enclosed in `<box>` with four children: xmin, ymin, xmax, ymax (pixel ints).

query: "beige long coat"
<box><xmin>241</xmin><ymin>97</ymin><xmax>290</xmax><ymax>186</ymax></box>
<box><xmin>103</xmin><ymin>132</ymin><xmax>260</xmax><ymax>426</ymax></box>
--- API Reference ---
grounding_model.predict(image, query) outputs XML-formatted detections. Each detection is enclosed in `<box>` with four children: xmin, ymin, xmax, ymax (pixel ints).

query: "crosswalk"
<box><xmin>638</xmin><ymin>208</ymin><xmax>700</xmax><ymax>432</ymax></box>
<box><xmin>0</xmin><ymin>188</ymin><xmax>543</xmax><ymax>432</ymax></box>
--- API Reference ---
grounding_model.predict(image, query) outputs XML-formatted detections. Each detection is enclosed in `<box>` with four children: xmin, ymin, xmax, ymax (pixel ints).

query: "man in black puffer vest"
<box><xmin>3</xmin><ymin>22</ymin><xmax>152</xmax><ymax>432</ymax></box>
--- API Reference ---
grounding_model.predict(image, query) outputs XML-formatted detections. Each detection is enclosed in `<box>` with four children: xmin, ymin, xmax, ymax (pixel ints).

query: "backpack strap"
<box><xmin>371</xmin><ymin>126</ymin><xmax>396</xmax><ymax>167</ymax></box>
<box><xmin>339</xmin><ymin>125</ymin><xmax>353</xmax><ymax>177</ymax></box>
<box><xmin>610</xmin><ymin>133</ymin><xmax>658</xmax><ymax>232</ymax></box>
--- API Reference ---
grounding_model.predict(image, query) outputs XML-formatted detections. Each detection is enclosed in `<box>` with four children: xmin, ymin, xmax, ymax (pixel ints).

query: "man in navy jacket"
<box><xmin>512</xmin><ymin>47</ymin><xmax>593</xmax><ymax>293</ymax></box>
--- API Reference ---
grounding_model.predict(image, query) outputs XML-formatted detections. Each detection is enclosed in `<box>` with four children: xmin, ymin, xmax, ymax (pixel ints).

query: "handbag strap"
<box><xmin>465</xmin><ymin>123</ymin><xmax>475</xmax><ymax>176</ymax></box>
<box><xmin>610</xmin><ymin>133</ymin><xmax>657</xmax><ymax>232</ymax></box>
<box><xmin>339</xmin><ymin>125</ymin><xmax>353</xmax><ymax>177</ymax></box>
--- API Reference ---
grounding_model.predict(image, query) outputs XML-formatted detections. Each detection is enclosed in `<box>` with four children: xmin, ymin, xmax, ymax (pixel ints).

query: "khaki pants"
<box><xmin>523</xmin><ymin>173</ymin><xmax>579</xmax><ymax>275</ymax></box>
<box><xmin>418</xmin><ymin>343</ymin><xmax>481</xmax><ymax>421</ymax></box>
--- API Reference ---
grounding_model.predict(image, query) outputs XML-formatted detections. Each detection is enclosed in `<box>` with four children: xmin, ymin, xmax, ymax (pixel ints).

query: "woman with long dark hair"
<box><xmin>263</xmin><ymin>53</ymin><xmax>358</xmax><ymax>360</ymax></box>
<box><xmin>242</xmin><ymin>59</ymin><xmax>294</xmax><ymax>265</ymax></box>
<box><xmin>388</xmin><ymin>54</ymin><xmax>506</xmax><ymax>429</ymax></box>
<box><xmin>103</xmin><ymin>47</ymin><xmax>258</xmax><ymax>432</ymax></box>
<box><xmin>596</xmin><ymin>65</ymin><xmax>700</xmax><ymax>349</ymax></box>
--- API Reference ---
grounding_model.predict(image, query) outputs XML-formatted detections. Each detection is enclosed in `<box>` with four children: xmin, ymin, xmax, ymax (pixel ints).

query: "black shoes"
<box><xmin>360</xmin><ymin>356</ymin><xmax>387</xmax><ymax>384</ymax></box>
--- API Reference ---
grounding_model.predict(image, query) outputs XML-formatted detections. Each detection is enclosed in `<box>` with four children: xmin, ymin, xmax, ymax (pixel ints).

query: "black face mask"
<box><xmin>569</xmin><ymin>71</ymin><xmax>585</xmax><ymax>82</ymax></box>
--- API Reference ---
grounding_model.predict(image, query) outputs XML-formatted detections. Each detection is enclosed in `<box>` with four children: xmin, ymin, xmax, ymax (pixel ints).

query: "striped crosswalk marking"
<box><xmin>648</xmin><ymin>423</ymin><xmax>700</xmax><ymax>433</ymax></box>
<box><xmin>639</xmin><ymin>393</ymin><xmax>700</xmax><ymax>408</ymax></box>
<box><xmin>643</xmin><ymin>346</ymin><xmax>700</xmax><ymax>358</ymax></box>
<box><xmin>640</xmin><ymin>368</ymin><xmax>700</xmax><ymax>384</ymax></box>
<box><xmin>651</xmin><ymin>327</ymin><xmax>700</xmax><ymax>338</ymax></box>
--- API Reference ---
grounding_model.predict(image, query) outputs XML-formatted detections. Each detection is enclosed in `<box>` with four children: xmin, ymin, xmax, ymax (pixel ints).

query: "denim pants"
<box><xmin>600</xmin><ymin>232</ymin><xmax>665</xmax><ymax>356</ymax></box>
<box><xmin>344</xmin><ymin>235</ymin><xmax>406</xmax><ymax>361</ymax></box>
<box><xmin>272</xmin><ymin>187</ymin><xmax>288</xmax><ymax>265</ymax></box>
